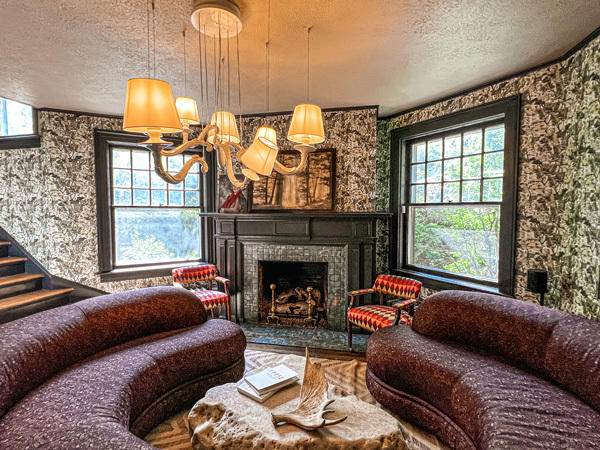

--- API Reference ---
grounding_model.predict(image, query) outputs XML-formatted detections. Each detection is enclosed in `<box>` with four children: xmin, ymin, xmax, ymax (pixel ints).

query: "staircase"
<box><xmin>0</xmin><ymin>240</ymin><xmax>73</xmax><ymax>324</ymax></box>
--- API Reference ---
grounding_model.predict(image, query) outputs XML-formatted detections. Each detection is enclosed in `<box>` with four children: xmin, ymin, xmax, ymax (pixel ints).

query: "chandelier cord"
<box><xmin>203</xmin><ymin>26</ymin><xmax>209</xmax><ymax>121</ymax></box>
<box><xmin>152</xmin><ymin>0</ymin><xmax>156</xmax><ymax>78</ymax></box>
<box><xmin>227</xmin><ymin>30</ymin><xmax>231</xmax><ymax>115</ymax></box>
<box><xmin>146</xmin><ymin>0</ymin><xmax>150</xmax><ymax>78</ymax></box>
<box><xmin>198</xmin><ymin>28</ymin><xmax>204</xmax><ymax>126</ymax></box>
<box><xmin>306</xmin><ymin>27</ymin><xmax>311</xmax><ymax>103</ymax></box>
<box><xmin>236</xmin><ymin>22</ymin><xmax>243</xmax><ymax>142</ymax></box>
<box><xmin>266</xmin><ymin>0</ymin><xmax>270</xmax><ymax>113</ymax></box>
<box><xmin>183</xmin><ymin>27</ymin><xmax>187</xmax><ymax>97</ymax></box>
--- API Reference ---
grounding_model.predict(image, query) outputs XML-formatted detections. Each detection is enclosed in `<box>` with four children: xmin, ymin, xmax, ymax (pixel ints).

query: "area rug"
<box><xmin>145</xmin><ymin>349</ymin><xmax>447</xmax><ymax>450</ymax></box>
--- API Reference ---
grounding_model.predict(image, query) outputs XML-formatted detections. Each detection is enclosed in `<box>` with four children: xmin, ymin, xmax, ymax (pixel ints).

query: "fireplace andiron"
<box><xmin>267</xmin><ymin>284</ymin><xmax>280</xmax><ymax>324</ymax></box>
<box><xmin>303</xmin><ymin>286</ymin><xmax>317</xmax><ymax>327</ymax></box>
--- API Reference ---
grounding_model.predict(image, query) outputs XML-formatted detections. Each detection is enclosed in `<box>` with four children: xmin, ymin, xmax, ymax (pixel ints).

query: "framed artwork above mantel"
<box><xmin>248</xmin><ymin>148</ymin><xmax>336</xmax><ymax>212</ymax></box>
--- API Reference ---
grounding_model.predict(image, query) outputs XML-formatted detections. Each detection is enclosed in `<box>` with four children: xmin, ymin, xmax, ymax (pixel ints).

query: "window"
<box><xmin>95</xmin><ymin>130</ymin><xmax>209</xmax><ymax>281</ymax></box>
<box><xmin>390</xmin><ymin>96</ymin><xmax>519</xmax><ymax>295</ymax></box>
<box><xmin>0</xmin><ymin>97</ymin><xmax>40</xmax><ymax>150</ymax></box>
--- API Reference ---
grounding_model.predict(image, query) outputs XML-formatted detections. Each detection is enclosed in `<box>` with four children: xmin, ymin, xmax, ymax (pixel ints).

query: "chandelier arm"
<box><xmin>160</xmin><ymin>124</ymin><xmax>218</xmax><ymax>156</ymax></box>
<box><xmin>147</xmin><ymin>144</ymin><xmax>208</xmax><ymax>184</ymax></box>
<box><xmin>221</xmin><ymin>142</ymin><xmax>250</xmax><ymax>189</ymax></box>
<box><xmin>272</xmin><ymin>145</ymin><xmax>313</xmax><ymax>175</ymax></box>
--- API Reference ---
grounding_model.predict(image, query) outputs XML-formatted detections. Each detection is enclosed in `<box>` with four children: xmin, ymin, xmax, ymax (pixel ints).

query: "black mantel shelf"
<box><xmin>198</xmin><ymin>212</ymin><xmax>392</xmax><ymax>219</ymax></box>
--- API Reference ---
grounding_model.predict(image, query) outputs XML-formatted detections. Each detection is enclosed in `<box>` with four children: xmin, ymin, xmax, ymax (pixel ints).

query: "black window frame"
<box><xmin>94</xmin><ymin>129</ymin><xmax>214</xmax><ymax>282</ymax></box>
<box><xmin>389</xmin><ymin>96</ymin><xmax>520</xmax><ymax>296</ymax></box>
<box><xmin>0</xmin><ymin>98</ymin><xmax>41</xmax><ymax>150</ymax></box>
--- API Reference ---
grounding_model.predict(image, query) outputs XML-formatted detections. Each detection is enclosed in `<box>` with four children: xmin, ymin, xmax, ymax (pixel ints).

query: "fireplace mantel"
<box><xmin>202</xmin><ymin>212</ymin><xmax>391</xmax><ymax>325</ymax></box>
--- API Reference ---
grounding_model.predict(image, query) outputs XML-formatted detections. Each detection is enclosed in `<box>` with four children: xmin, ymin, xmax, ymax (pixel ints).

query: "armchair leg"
<box><xmin>226</xmin><ymin>301</ymin><xmax>231</xmax><ymax>321</ymax></box>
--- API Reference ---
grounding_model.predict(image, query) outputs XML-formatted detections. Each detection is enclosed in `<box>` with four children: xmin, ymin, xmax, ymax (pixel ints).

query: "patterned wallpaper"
<box><xmin>376</xmin><ymin>34</ymin><xmax>600</xmax><ymax>319</ymax></box>
<box><xmin>0</xmin><ymin>107</ymin><xmax>378</xmax><ymax>293</ymax></box>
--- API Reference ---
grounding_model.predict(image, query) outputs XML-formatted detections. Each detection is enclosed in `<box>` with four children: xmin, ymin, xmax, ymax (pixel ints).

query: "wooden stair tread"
<box><xmin>0</xmin><ymin>256</ymin><xmax>27</xmax><ymax>265</ymax></box>
<box><xmin>0</xmin><ymin>273</ymin><xmax>44</xmax><ymax>287</ymax></box>
<box><xmin>0</xmin><ymin>288</ymin><xmax>74</xmax><ymax>310</ymax></box>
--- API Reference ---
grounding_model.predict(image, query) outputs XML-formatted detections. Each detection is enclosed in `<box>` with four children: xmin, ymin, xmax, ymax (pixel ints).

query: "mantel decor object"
<box><xmin>271</xmin><ymin>348</ymin><xmax>347</xmax><ymax>430</ymax></box>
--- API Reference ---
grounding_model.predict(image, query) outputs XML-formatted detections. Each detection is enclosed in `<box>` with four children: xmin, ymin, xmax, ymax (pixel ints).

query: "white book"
<box><xmin>237</xmin><ymin>381</ymin><xmax>278</xmax><ymax>403</ymax></box>
<box><xmin>244</xmin><ymin>364</ymin><xmax>299</xmax><ymax>395</ymax></box>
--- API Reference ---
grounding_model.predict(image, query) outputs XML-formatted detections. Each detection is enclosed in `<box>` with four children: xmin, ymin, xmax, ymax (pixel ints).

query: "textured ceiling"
<box><xmin>0</xmin><ymin>0</ymin><xmax>599</xmax><ymax>118</ymax></box>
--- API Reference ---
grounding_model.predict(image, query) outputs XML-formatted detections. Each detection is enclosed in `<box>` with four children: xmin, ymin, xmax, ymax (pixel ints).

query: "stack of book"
<box><xmin>237</xmin><ymin>364</ymin><xmax>299</xmax><ymax>403</ymax></box>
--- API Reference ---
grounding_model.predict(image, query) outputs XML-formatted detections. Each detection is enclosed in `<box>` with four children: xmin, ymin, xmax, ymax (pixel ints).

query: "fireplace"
<box><xmin>258</xmin><ymin>261</ymin><xmax>328</xmax><ymax>328</ymax></box>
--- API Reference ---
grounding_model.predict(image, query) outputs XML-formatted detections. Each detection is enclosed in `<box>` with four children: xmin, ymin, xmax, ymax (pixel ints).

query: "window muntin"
<box><xmin>0</xmin><ymin>97</ymin><xmax>34</xmax><ymax>137</ymax></box>
<box><xmin>110</xmin><ymin>146</ymin><xmax>202</xmax><ymax>267</ymax></box>
<box><xmin>406</xmin><ymin>121</ymin><xmax>505</xmax><ymax>284</ymax></box>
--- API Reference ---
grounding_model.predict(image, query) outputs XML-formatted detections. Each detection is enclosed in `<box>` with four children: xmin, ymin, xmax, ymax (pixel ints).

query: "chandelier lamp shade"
<box><xmin>122</xmin><ymin>0</ymin><xmax>326</xmax><ymax>187</ymax></box>
<box><xmin>123</xmin><ymin>78</ymin><xmax>183</xmax><ymax>144</ymax></box>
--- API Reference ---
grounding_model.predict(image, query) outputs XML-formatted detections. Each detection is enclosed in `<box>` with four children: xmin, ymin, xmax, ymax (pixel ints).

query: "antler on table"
<box><xmin>271</xmin><ymin>348</ymin><xmax>347</xmax><ymax>431</ymax></box>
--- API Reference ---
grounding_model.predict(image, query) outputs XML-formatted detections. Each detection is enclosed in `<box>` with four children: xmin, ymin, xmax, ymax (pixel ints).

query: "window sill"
<box><xmin>391</xmin><ymin>268</ymin><xmax>510</xmax><ymax>297</ymax></box>
<box><xmin>0</xmin><ymin>135</ymin><xmax>41</xmax><ymax>150</ymax></box>
<box><xmin>98</xmin><ymin>262</ymin><xmax>200</xmax><ymax>283</ymax></box>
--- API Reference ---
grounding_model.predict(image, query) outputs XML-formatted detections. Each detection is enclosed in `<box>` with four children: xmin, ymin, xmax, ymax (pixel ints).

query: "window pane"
<box><xmin>444</xmin><ymin>135</ymin><xmax>461</xmax><ymax>158</ymax></box>
<box><xmin>151</xmin><ymin>190</ymin><xmax>167</xmax><ymax>206</ymax></box>
<box><xmin>132</xmin><ymin>150</ymin><xmax>149</xmax><ymax>169</ymax></box>
<box><xmin>462</xmin><ymin>155</ymin><xmax>482</xmax><ymax>179</ymax></box>
<box><xmin>112</xmin><ymin>150</ymin><xmax>131</xmax><ymax>169</ymax></box>
<box><xmin>114</xmin><ymin>208</ymin><xmax>201</xmax><ymax>265</ymax></box>
<box><xmin>411</xmin><ymin>164</ymin><xmax>425</xmax><ymax>183</ymax></box>
<box><xmin>185</xmin><ymin>191</ymin><xmax>200</xmax><ymax>207</ymax></box>
<box><xmin>427</xmin><ymin>139</ymin><xmax>442</xmax><ymax>161</ymax></box>
<box><xmin>408</xmin><ymin>205</ymin><xmax>500</xmax><ymax>281</ymax></box>
<box><xmin>185</xmin><ymin>174</ymin><xmax>199</xmax><ymax>190</ymax></box>
<box><xmin>169</xmin><ymin>191</ymin><xmax>183</xmax><ymax>206</ymax></box>
<box><xmin>0</xmin><ymin>98</ymin><xmax>34</xmax><ymax>136</ymax></box>
<box><xmin>426</xmin><ymin>183</ymin><xmax>441</xmax><ymax>203</ymax></box>
<box><xmin>412</xmin><ymin>143</ymin><xmax>426</xmax><ymax>163</ymax></box>
<box><xmin>483</xmin><ymin>152</ymin><xmax>504</xmax><ymax>178</ymax></box>
<box><xmin>462</xmin><ymin>180</ymin><xmax>481</xmax><ymax>202</ymax></box>
<box><xmin>411</xmin><ymin>185</ymin><xmax>425</xmax><ymax>203</ymax></box>
<box><xmin>133</xmin><ymin>189</ymin><xmax>149</xmax><ymax>206</ymax></box>
<box><xmin>132</xmin><ymin>170</ymin><xmax>149</xmax><ymax>188</ymax></box>
<box><xmin>426</xmin><ymin>161</ymin><xmax>442</xmax><ymax>182</ymax></box>
<box><xmin>167</xmin><ymin>155</ymin><xmax>184</xmax><ymax>172</ymax></box>
<box><xmin>485</xmin><ymin>125</ymin><xmax>504</xmax><ymax>152</ymax></box>
<box><xmin>113</xmin><ymin>169</ymin><xmax>131</xmax><ymax>188</ymax></box>
<box><xmin>483</xmin><ymin>179</ymin><xmax>503</xmax><ymax>201</ymax></box>
<box><xmin>443</xmin><ymin>159</ymin><xmax>461</xmax><ymax>181</ymax></box>
<box><xmin>151</xmin><ymin>173</ymin><xmax>167</xmax><ymax>189</ymax></box>
<box><xmin>463</xmin><ymin>130</ymin><xmax>482</xmax><ymax>155</ymax></box>
<box><xmin>114</xmin><ymin>189</ymin><xmax>132</xmax><ymax>206</ymax></box>
<box><xmin>168</xmin><ymin>177</ymin><xmax>183</xmax><ymax>190</ymax></box>
<box><xmin>443</xmin><ymin>182</ymin><xmax>460</xmax><ymax>203</ymax></box>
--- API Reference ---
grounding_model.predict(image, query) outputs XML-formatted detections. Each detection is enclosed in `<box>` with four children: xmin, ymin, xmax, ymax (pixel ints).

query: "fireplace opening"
<box><xmin>258</xmin><ymin>261</ymin><xmax>328</xmax><ymax>328</ymax></box>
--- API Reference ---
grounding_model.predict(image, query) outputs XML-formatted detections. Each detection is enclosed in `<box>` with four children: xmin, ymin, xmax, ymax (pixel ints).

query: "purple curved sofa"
<box><xmin>0</xmin><ymin>286</ymin><xmax>246</xmax><ymax>449</ymax></box>
<box><xmin>366</xmin><ymin>291</ymin><xmax>600</xmax><ymax>450</ymax></box>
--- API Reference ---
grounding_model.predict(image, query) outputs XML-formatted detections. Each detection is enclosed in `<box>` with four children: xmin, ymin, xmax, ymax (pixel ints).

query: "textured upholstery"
<box><xmin>373</xmin><ymin>274</ymin><xmax>422</xmax><ymax>299</ymax></box>
<box><xmin>172</xmin><ymin>264</ymin><xmax>218</xmax><ymax>283</ymax></box>
<box><xmin>191</xmin><ymin>289</ymin><xmax>230</xmax><ymax>310</ymax></box>
<box><xmin>0</xmin><ymin>287</ymin><xmax>246</xmax><ymax>449</ymax></box>
<box><xmin>367</xmin><ymin>290</ymin><xmax>600</xmax><ymax>450</ymax></box>
<box><xmin>348</xmin><ymin>305</ymin><xmax>399</xmax><ymax>331</ymax></box>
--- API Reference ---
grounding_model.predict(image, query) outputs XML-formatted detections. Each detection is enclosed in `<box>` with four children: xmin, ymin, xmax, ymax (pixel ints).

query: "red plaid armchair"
<box><xmin>347</xmin><ymin>274</ymin><xmax>422</xmax><ymax>351</ymax></box>
<box><xmin>172</xmin><ymin>263</ymin><xmax>231</xmax><ymax>320</ymax></box>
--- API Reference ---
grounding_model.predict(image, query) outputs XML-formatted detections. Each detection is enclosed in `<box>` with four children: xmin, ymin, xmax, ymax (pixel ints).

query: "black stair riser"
<box><xmin>0</xmin><ymin>293</ymin><xmax>71</xmax><ymax>325</ymax></box>
<box><xmin>0</xmin><ymin>261</ymin><xmax>26</xmax><ymax>277</ymax></box>
<box><xmin>0</xmin><ymin>279</ymin><xmax>43</xmax><ymax>300</ymax></box>
<box><xmin>0</xmin><ymin>246</ymin><xmax>8</xmax><ymax>258</ymax></box>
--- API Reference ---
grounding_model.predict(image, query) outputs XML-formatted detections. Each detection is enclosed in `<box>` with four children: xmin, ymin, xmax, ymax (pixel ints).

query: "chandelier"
<box><xmin>123</xmin><ymin>0</ymin><xmax>325</xmax><ymax>187</ymax></box>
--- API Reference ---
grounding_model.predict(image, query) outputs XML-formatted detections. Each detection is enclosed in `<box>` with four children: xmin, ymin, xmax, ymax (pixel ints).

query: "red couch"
<box><xmin>366</xmin><ymin>291</ymin><xmax>600</xmax><ymax>450</ymax></box>
<box><xmin>0</xmin><ymin>286</ymin><xmax>246</xmax><ymax>449</ymax></box>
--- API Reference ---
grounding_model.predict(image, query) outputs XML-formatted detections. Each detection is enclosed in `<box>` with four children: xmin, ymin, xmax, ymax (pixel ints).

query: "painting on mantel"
<box><xmin>248</xmin><ymin>148</ymin><xmax>336</xmax><ymax>212</ymax></box>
